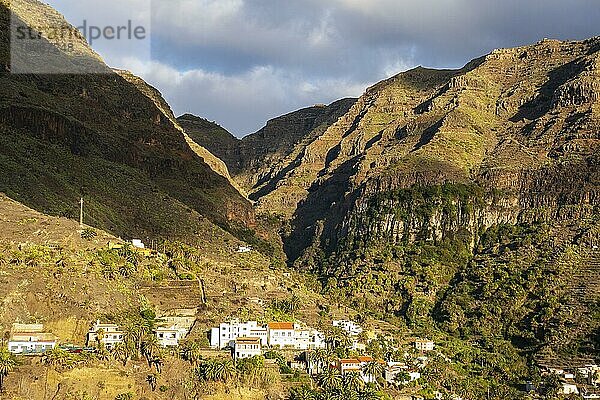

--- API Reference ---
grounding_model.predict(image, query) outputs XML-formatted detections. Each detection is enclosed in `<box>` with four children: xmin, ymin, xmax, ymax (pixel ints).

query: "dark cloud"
<box><xmin>47</xmin><ymin>0</ymin><xmax>599</xmax><ymax>136</ymax></box>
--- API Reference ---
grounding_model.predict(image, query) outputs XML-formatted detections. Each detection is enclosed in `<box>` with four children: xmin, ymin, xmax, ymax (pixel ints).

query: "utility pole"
<box><xmin>79</xmin><ymin>197</ymin><xmax>84</xmax><ymax>228</ymax></box>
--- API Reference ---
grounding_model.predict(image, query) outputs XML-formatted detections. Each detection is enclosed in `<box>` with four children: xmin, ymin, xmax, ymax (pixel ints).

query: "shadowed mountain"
<box><xmin>178</xmin><ymin>98</ymin><xmax>357</xmax><ymax>210</ymax></box>
<box><xmin>0</xmin><ymin>0</ymin><xmax>254</xmax><ymax>242</ymax></box>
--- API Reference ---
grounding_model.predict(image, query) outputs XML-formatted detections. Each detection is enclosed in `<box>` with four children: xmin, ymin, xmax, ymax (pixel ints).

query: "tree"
<box><xmin>288</xmin><ymin>295</ymin><xmax>302</xmax><ymax>315</ymax></box>
<box><xmin>112</xmin><ymin>343</ymin><xmax>131</xmax><ymax>367</ymax></box>
<box><xmin>343</xmin><ymin>371</ymin><xmax>365</xmax><ymax>392</ymax></box>
<box><xmin>393</xmin><ymin>371</ymin><xmax>411</xmax><ymax>387</ymax></box>
<box><xmin>358</xmin><ymin>386</ymin><xmax>381</xmax><ymax>400</ymax></box>
<box><xmin>318</xmin><ymin>369</ymin><xmax>342</xmax><ymax>391</ymax></box>
<box><xmin>146</xmin><ymin>374</ymin><xmax>158</xmax><ymax>391</ymax></box>
<box><xmin>42</xmin><ymin>347</ymin><xmax>72</xmax><ymax>369</ymax></box>
<box><xmin>141</xmin><ymin>335</ymin><xmax>162</xmax><ymax>365</ymax></box>
<box><xmin>197</xmin><ymin>359</ymin><xmax>237</xmax><ymax>384</ymax></box>
<box><xmin>361</xmin><ymin>361</ymin><xmax>384</xmax><ymax>385</ymax></box>
<box><xmin>289</xmin><ymin>385</ymin><xmax>315</xmax><ymax>400</ymax></box>
<box><xmin>151</xmin><ymin>357</ymin><xmax>164</xmax><ymax>374</ymax></box>
<box><xmin>543</xmin><ymin>374</ymin><xmax>562</xmax><ymax>400</ymax></box>
<box><xmin>181</xmin><ymin>341</ymin><xmax>203</xmax><ymax>366</ymax></box>
<box><xmin>0</xmin><ymin>349</ymin><xmax>16</xmax><ymax>392</ymax></box>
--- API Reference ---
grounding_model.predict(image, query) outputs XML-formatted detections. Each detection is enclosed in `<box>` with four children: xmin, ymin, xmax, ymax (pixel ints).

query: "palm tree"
<box><xmin>288</xmin><ymin>385</ymin><xmax>315</xmax><ymax>400</ymax></box>
<box><xmin>392</xmin><ymin>371</ymin><xmax>411</xmax><ymax>387</ymax></box>
<box><xmin>181</xmin><ymin>341</ymin><xmax>202</xmax><ymax>366</ymax></box>
<box><xmin>95</xmin><ymin>344</ymin><xmax>110</xmax><ymax>363</ymax></box>
<box><xmin>215</xmin><ymin>359</ymin><xmax>237</xmax><ymax>383</ymax></box>
<box><xmin>361</xmin><ymin>361</ymin><xmax>384</xmax><ymax>385</ymax></box>
<box><xmin>326</xmin><ymin>390</ymin><xmax>349</xmax><ymax>400</ymax></box>
<box><xmin>358</xmin><ymin>386</ymin><xmax>381</xmax><ymax>400</ymax></box>
<box><xmin>42</xmin><ymin>347</ymin><xmax>72</xmax><ymax>369</ymax></box>
<box><xmin>95</xmin><ymin>328</ymin><xmax>106</xmax><ymax>347</ymax></box>
<box><xmin>318</xmin><ymin>369</ymin><xmax>342</xmax><ymax>391</ymax></box>
<box><xmin>311</xmin><ymin>348</ymin><xmax>333</xmax><ymax>374</ymax></box>
<box><xmin>343</xmin><ymin>371</ymin><xmax>365</xmax><ymax>392</ymax></box>
<box><xmin>112</xmin><ymin>343</ymin><xmax>131</xmax><ymax>366</ymax></box>
<box><xmin>306</xmin><ymin>351</ymin><xmax>318</xmax><ymax>374</ymax></box>
<box><xmin>122</xmin><ymin>323</ymin><xmax>145</xmax><ymax>357</ymax></box>
<box><xmin>141</xmin><ymin>335</ymin><xmax>162</xmax><ymax>365</ymax></box>
<box><xmin>146</xmin><ymin>374</ymin><xmax>158</xmax><ymax>391</ymax></box>
<box><xmin>0</xmin><ymin>349</ymin><xmax>16</xmax><ymax>392</ymax></box>
<box><xmin>287</xmin><ymin>295</ymin><xmax>301</xmax><ymax>315</ymax></box>
<box><xmin>151</xmin><ymin>357</ymin><xmax>164</xmax><ymax>374</ymax></box>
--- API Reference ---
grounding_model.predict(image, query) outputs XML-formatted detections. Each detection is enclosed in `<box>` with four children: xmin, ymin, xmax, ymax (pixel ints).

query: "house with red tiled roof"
<box><xmin>335</xmin><ymin>356</ymin><xmax>385</xmax><ymax>384</ymax></box>
<box><xmin>268</xmin><ymin>322</ymin><xmax>296</xmax><ymax>348</ymax></box>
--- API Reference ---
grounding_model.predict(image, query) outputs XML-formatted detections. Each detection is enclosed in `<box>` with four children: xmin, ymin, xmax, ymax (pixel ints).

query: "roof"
<box><xmin>236</xmin><ymin>337</ymin><xmax>261</xmax><ymax>344</ymax></box>
<box><xmin>340</xmin><ymin>358</ymin><xmax>361</xmax><ymax>364</ymax></box>
<box><xmin>10</xmin><ymin>332</ymin><xmax>57</xmax><ymax>342</ymax></box>
<box><xmin>358</xmin><ymin>356</ymin><xmax>375</xmax><ymax>363</ymax></box>
<box><xmin>268</xmin><ymin>322</ymin><xmax>294</xmax><ymax>330</ymax></box>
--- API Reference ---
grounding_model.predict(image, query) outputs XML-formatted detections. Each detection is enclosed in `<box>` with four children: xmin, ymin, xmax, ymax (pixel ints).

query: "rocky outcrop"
<box><xmin>245</xmin><ymin>37</ymin><xmax>600</xmax><ymax>263</ymax></box>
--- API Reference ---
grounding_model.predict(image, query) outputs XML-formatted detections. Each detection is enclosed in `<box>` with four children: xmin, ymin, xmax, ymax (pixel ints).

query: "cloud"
<box><xmin>46</xmin><ymin>0</ymin><xmax>600</xmax><ymax>136</ymax></box>
<box><xmin>121</xmin><ymin>57</ymin><xmax>369</xmax><ymax>135</ymax></box>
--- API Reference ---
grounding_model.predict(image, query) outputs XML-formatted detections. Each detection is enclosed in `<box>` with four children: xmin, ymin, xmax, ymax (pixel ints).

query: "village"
<box><xmin>5</xmin><ymin>312</ymin><xmax>600</xmax><ymax>399</ymax></box>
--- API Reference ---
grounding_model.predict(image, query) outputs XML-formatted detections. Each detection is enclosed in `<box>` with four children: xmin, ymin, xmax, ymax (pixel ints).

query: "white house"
<box><xmin>309</xmin><ymin>329</ymin><xmax>327</xmax><ymax>350</ymax></box>
<box><xmin>268</xmin><ymin>322</ymin><xmax>296</xmax><ymax>348</ymax></box>
<box><xmin>237</xmin><ymin>246</ymin><xmax>252</xmax><ymax>253</ymax></box>
<box><xmin>234</xmin><ymin>337</ymin><xmax>262</xmax><ymax>360</ymax></box>
<box><xmin>210</xmin><ymin>327</ymin><xmax>220</xmax><ymax>348</ymax></box>
<box><xmin>583</xmin><ymin>394</ymin><xmax>600</xmax><ymax>399</ymax></box>
<box><xmin>333</xmin><ymin>320</ymin><xmax>363</xmax><ymax>336</ymax></box>
<box><xmin>86</xmin><ymin>320</ymin><xmax>124</xmax><ymax>350</ymax></box>
<box><xmin>561</xmin><ymin>382</ymin><xmax>579</xmax><ymax>395</ymax></box>
<box><xmin>212</xmin><ymin>320</ymin><xmax>268</xmax><ymax>349</ymax></box>
<box><xmin>384</xmin><ymin>362</ymin><xmax>421</xmax><ymax>385</ymax></box>
<box><xmin>578</xmin><ymin>365</ymin><xmax>600</xmax><ymax>385</ymax></box>
<box><xmin>8</xmin><ymin>324</ymin><xmax>57</xmax><ymax>354</ymax></box>
<box><xmin>131</xmin><ymin>239</ymin><xmax>145</xmax><ymax>249</ymax></box>
<box><xmin>414</xmin><ymin>339</ymin><xmax>435</xmax><ymax>352</ymax></box>
<box><xmin>155</xmin><ymin>324</ymin><xmax>188</xmax><ymax>347</ymax></box>
<box><xmin>336</xmin><ymin>356</ymin><xmax>383</xmax><ymax>383</ymax></box>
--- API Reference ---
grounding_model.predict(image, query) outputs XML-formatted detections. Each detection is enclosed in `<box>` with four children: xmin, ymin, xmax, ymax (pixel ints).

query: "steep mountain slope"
<box><xmin>223</xmin><ymin>38</ymin><xmax>600</xmax><ymax>359</ymax></box>
<box><xmin>246</xmin><ymin>38</ymin><xmax>600</xmax><ymax>258</ymax></box>
<box><xmin>0</xmin><ymin>0</ymin><xmax>253</xmax><ymax>242</ymax></box>
<box><xmin>179</xmin><ymin>98</ymin><xmax>357</xmax><ymax>211</ymax></box>
<box><xmin>0</xmin><ymin>194</ymin><xmax>341</xmax><ymax>400</ymax></box>
<box><xmin>177</xmin><ymin>114</ymin><xmax>241</xmax><ymax>173</ymax></box>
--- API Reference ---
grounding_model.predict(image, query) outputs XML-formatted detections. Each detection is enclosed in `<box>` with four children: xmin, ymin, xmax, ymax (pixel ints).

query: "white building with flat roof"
<box><xmin>234</xmin><ymin>337</ymin><xmax>262</xmax><ymax>360</ymax></box>
<box><xmin>414</xmin><ymin>339</ymin><xmax>435</xmax><ymax>352</ymax></box>
<box><xmin>86</xmin><ymin>320</ymin><xmax>124</xmax><ymax>350</ymax></box>
<box><xmin>212</xmin><ymin>320</ymin><xmax>268</xmax><ymax>349</ymax></box>
<box><xmin>333</xmin><ymin>320</ymin><xmax>363</xmax><ymax>336</ymax></box>
<box><xmin>155</xmin><ymin>325</ymin><xmax>188</xmax><ymax>347</ymax></box>
<box><xmin>9</xmin><ymin>332</ymin><xmax>57</xmax><ymax>354</ymax></box>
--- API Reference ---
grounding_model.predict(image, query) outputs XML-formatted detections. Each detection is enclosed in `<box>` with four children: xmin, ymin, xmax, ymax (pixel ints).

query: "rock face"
<box><xmin>0</xmin><ymin>0</ymin><xmax>254</xmax><ymax>240</ymax></box>
<box><xmin>238</xmin><ymin>38</ymin><xmax>599</xmax><ymax>263</ymax></box>
<box><xmin>203</xmin><ymin>37</ymin><xmax>600</xmax><ymax>356</ymax></box>
<box><xmin>179</xmin><ymin>98</ymin><xmax>357</xmax><ymax>213</ymax></box>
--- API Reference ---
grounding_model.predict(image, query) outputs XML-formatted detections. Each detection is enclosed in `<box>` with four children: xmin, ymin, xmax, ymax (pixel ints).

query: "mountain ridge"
<box><xmin>0</xmin><ymin>0</ymin><xmax>254</xmax><ymax>242</ymax></box>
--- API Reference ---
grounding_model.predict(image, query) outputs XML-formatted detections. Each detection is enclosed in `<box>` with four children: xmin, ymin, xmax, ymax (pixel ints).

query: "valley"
<box><xmin>0</xmin><ymin>0</ymin><xmax>598</xmax><ymax>399</ymax></box>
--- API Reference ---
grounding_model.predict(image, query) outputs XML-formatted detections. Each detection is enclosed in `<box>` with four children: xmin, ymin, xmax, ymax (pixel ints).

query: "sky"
<box><xmin>46</xmin><ymin>0</ymin><xmax>600</xmax><ymax>137</ymax></box>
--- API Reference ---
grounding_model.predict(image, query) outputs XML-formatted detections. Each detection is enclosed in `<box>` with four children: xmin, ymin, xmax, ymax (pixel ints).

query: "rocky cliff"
<box><xmin>212</xmin><ymin>38</ymin><xmax>600</xmax><ymax>357</ymax></box>
<box><xmin>0</xmin><ymin>0</ymin><xmax>254</xmax><ymax>241</ymax></box>
<box><xmin>255</xmin><ymin>38</ymin><xmax>600</xmax><ymax>260</ymax></box>
<box><xmin>179</xmin><ymin>98</ymin><xmax>357</xmax><ymax>212</ymax></box>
